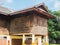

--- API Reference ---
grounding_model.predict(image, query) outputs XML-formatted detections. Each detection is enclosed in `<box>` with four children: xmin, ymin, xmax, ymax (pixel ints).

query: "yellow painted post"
<box><xmin>38</xmin><ymin>36</ymin><xmax>42</xmax><ymax>45</ymax></box>
<box><xmin>9</xmin><ymin>39</ymin><xmax>12</xmax><ymax>45</ymax></box>
<box><xmin>32</xmin><ymin>34</ymin><xmax>35</xmax><ymax>45</ymax></box>
<box><xmin>43</xmin><ymin>36</ymin><xmax>46</xmax><ymax>45</ymax></box>
<box><xmin>45</xmin><ymin>36</ymin><xmax>49</xmax><ymax>45</ymax></box>
<box><xmin>22</xmin><ymin>35</ymin><xmax>25</xmax><ymax>45</ymax></box>
<box><xmin>7</xmin><ymin>36</ymin><xmax>11</xmax><ymax>45</ymax></box>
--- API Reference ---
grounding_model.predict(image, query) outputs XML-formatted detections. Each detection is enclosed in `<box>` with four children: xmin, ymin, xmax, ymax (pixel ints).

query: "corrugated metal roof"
<box><xmin>0</xmin><ymin>5</ymin><xmax>14</xmax><ymax>14</ymax></box>
<box><xmin>0</xmin><ymin>3</ymin><xmax>54</xmax><ymax>19</ymax></box>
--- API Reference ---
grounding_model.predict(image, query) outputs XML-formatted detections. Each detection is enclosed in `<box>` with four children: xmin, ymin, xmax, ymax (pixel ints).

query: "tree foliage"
<box><xmin>48</xmin><ymin>10</ymin><xmax>60</xmax><ymax>43</ymax></box>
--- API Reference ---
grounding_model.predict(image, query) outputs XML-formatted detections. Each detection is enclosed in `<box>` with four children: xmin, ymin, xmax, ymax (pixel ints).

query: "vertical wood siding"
<box><xmin>10</xmin><ymin>15</ymin><xmax>33</xmax><ymax>34</ymax></box>
<box><xmin>31</xmin><ymin>15</ymin><xmax>48</xmax><ymax>35</ymax></box>
<box><xmin>0</xmin><ymin>19</ymin><xmax>9</xmax><ymax>35</ymax></box>
<box><xmin>10</xmin><ymin>14</ymin><xmax>48</xmax><ymax>35</ymax></box>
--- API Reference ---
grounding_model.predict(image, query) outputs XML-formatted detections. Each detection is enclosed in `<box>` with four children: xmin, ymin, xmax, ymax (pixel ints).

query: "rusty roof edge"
<box><xmin>8</xmin><ymin>7</ymin><xmax>54</xmax><ymax>19</ymax></box>
<box><xmin>0</xmin><ymin>7</ymin><xmax>55</xmax><ymax>19</ymax></box>
<box><xmin>34</xmin><ymin>8</ymin><xmax>55</xmax><ymax>18</ymax></box>
<box><xmin>0</xmin><ymin>3</ymin><xmax>55</xmax><ymax>19</ymax></box>
<box><xmin>9</xmin><ymin>7</ymin><xmax>35</xmax><ymax>15</ymax></box>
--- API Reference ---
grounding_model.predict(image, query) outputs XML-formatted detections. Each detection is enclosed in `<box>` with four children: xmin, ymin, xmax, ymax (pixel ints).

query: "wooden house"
<box><xmin>0</xmin><ymin>4</ymin><xmax>54</xmax><ymax>45</ymax></box>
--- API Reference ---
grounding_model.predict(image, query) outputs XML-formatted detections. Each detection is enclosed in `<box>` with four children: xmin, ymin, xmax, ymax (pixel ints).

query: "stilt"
<box><xmin>42</xmin><ymin>36</ymin><xmax>46</xmax><ymax>45</ymax></box>
<box><xmin>7</xmin><ymin>36</ymin><xmax>11</xmax><ymax>45</ymax></box>
<box><xmin>32</xmin><ymin>34</ymin><xmax>35</xmax><ymax>45</ymax></box>
<box><xmin>22</xmin><ymin>35</ymin><xmax>25</xmax><ymax>45</ymax></box>
<box><xmin>38</xmin><ymin>36</ymin><xmax>42</xmax><ymax>45</ymax></box>
<box><xmin>45</xmin><ymin>36</ymin><xmax>49</xmax><ymax>45</ymax></box>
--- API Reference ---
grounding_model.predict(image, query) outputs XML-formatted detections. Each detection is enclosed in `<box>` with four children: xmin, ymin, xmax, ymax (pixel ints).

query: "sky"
<box><xmin>0</xmin><ymin>0</ymin><xmax>60</xmax><ymax>11</ymax></box>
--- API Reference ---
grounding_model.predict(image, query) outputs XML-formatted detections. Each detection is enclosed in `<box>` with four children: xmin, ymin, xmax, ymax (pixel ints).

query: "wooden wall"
<box><xmin>31</xmin><ymin>15</ymin><xmax>48</xmax><ymax>35</ymax></box>
<box><xmin>10</xmin><ymin>14</ymin><xmax>48</xmax><ymax>35</ymax></box>
<box><xmin>0</xmin><ymin>19</ymin><xmax>9</xmax><ymax>35</ymax></box>
<box><xmin>10</xmin><ymin>15</ymin><xmax>33</xmax><ymax>34</ymax></box>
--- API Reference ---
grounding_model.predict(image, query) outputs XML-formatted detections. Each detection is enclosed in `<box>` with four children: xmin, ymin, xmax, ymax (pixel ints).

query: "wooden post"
<box><xmin>38</xmin><ymin>36</ymin><xmax>42</xmax><ymax>45</ymax></box>
<box><xmin>45</xmin><ymin>36</ymin><xmax>49</xmax><ymax>45</ymax></box>
<box><xmin>32</xmin><ymin>34</ymin><xmax>35</xmax><ymax>45</ymax></box>
<box><xmin>22</xmin><ymin>35</ymin><xmax>25</xmax><ymax>45</ymax></box>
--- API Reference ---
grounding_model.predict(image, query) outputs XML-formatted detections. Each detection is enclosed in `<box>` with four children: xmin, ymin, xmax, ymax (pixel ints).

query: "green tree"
<box><xmin>48</xmin><ymin>10</ymin><xmax>60</xmax><ymax>43</ymax></box>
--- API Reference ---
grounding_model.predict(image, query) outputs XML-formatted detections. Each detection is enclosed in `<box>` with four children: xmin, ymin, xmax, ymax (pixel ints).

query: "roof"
<box><xmin>0</xmin><ymin>3</ymin><xmax>54</xmax><ymax>19</ymax></box>
<box><xmin>0</xmin><ymin>5</ymin><xmax>14</xmax><ymax>15</ymax></box>
<box><xmin>9</xmin><ymin>3</ymin><xmax>54</xmax><ymax>18</ymax></box>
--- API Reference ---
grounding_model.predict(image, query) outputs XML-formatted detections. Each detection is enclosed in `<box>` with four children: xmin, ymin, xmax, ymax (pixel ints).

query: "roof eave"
<box><xmin>34</xmin><ymin>8</ymin><xmax>54</xmax><ymax>19</ymax></box>
<box><xmin>9</xmin><ymin>7</ymin><xmax>54</xmax><ymax>19</ymax></box>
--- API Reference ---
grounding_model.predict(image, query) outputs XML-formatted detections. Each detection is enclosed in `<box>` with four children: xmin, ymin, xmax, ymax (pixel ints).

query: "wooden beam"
<box><xmin>10</xmin><ymin>35</ymin><xmax>22</xmax><ymax>39</ymax></box>
<box><xmin>11</xmin><ymin>33</ymin><xmax>33</xmax><ymax>35</ymax></box>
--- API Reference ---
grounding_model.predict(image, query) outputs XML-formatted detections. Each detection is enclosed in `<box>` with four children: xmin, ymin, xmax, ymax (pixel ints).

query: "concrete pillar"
<box><xmin>38</xmin><ymin>36</ymin><xmax>42</xmax><ymax>45</ymax></box>
<box><xmin>42</xmin><ymin>36</ymin><xmax>46</xmax><ymax>45</ymax></box>
<box><xmin>45</xmin><ymin>36</ymin><xmax>49</xmax><ymax>45</ymax></box>
<box><xmin>22</xmin><ymin>35</ymin><xmax>25</xmax><ymax>45</ymax></box>
<box><xmin>7</xmin><ymin>36</ymin><xmax>11</xmax><ymax>45</ymax></box>
<box><xmin>32</xmin><ymin>34</ymin><xmax>35</xmax><ymax>45</ymax></box>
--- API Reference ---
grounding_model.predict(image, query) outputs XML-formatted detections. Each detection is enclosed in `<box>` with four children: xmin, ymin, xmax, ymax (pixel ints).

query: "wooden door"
<box><xmin>12</xmin><ymin>39</ymin><xmax>22</xmax><ymax>45</ymax></box>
